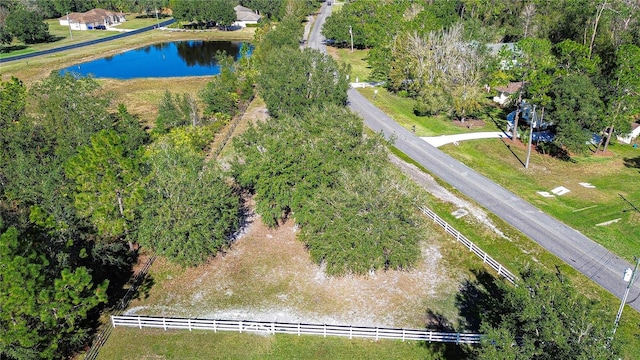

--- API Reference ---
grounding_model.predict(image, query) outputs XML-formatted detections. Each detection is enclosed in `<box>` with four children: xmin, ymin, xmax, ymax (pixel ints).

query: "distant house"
<box><xmin>618</xmin><ymin>123</ymin><xmax>640</xmax><ymax>144</ymax></box>
<box><xmin>233</xmin><ymin>5</ymin><xmax>261</xmax><ymax>28</ymax></box>
<box><xmin>59</xmin><ymin>9</ymin><xmax>125</xmax><ymax>30</ymax></box>
<box><xmin>493</xmin><ymin>82</ymin><xmax>524</xmax><ymax>106</ymax></box>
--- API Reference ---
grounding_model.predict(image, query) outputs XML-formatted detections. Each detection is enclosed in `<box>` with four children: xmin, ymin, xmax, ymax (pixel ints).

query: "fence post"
<box><xmin>111</xmin><ymin>315</ymin><xmax>116</xmax><ymax>328</ymax></box>
<box><xmin>298</xmin><ymin>323</ymin><xmax>301</xmax><ymax>336</ymax></box>
<box><xmin>138</xmin><ymin>316</ymin><xmax>142</xmax><ymax>329</ymax></box>
<box><xmin>188</xmin><ymin>318</ymin><xmax>191</xmax><ymax>331</ymax></box>
<box><xmin>239</xmin><ymin>320</ymin><xmax>243</xmax><ymax>333</ymax></box>
<box><xmin>323</xmin><ymin>324</ymin><xmax>326</xmax><ymax>338</ymax></box>
<box><xmin>498</xmin><ymin>264</ymin><xmax>503</xmax><ymax>275</ymax></box>
<box><xmin>163</xmin><ymin>317</ymin><xmax>166</xmax><ymax>330</ymax></box>
<box><xmin>349</xmin><ymin>326</ymin><xmax>352</xmax><ymax>339</ymax></box>
<box><xmin>271</xmin><ymin>322</ymin><xmax>275</xmax><ymax>335</ymax></box>
<box><xmin>402</xmin><ymin>328</ymin><xmax>405</xmax><ymax>342</ymax></box>
<box><xmin>456</xmin><ymin>333</ymin><xmax>460</xmax><ymax>345</ymax></box>
<box><xmin>375</xmin><ymin>327</ymin><xmax>379</xmax><ymax>341</ymax></box>
<box><xmin>214</xmin><ymin>319</ymin><xmax>217</xmax><ymax>333</ymax></box>
<box><xmin>483</xmin><ymin>252</ymin><xmax>488</xmax><ymax>263</ymax></box>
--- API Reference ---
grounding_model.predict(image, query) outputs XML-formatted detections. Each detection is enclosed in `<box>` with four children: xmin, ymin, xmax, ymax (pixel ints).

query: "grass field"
<box><xmin>97</xmin><ymin>327</ymin><xmax>448</xmax><ymax>360</ymax></box>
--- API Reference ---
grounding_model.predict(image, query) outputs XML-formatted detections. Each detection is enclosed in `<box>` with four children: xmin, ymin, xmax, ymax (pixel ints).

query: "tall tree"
<box><xmin>599</xmin><ymin>44</ymin><xmax>640</xmax><ymax>152</ymax></box>
<box><xmin>137</xmin><ymin>131</ymin><xmax>240</xmax><ymax>266</ymax></box>
<box><xmin>475</xmin><ymin>267</ymin><xmax>615</xmax><ymax>359</ymax></box>
<box><xmin>0</xmin><ymin>225</ymin><xmax>108</xmax><ymax>360</ymax></box>
<box><xmin>4</xmin><ymin>7</ymin><xmax>50</xmax><ymax>44</ymax></box>
<box><xmin>257</xmin><ymin>47</ymin><xmax>349</xmax><ymax>118</ymax></box>
<box><xmin>64</xmin><ymin>129</ymin><xmax>145</xmax><ymax>248</ymax></box>
<box><xmin>0</xmin><ymin>76</ymin><xmax>27</xmax><ymax>128</ymax></box>
<box><xmin>549</xmin><ymin>73</ymin><xmax>605</xmax><ymax>154</ymax></box>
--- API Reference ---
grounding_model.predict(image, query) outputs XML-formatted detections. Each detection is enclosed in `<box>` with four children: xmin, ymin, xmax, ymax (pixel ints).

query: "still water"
<box><xmin>61</xmin><ymin>41</ymin><xmax>251</xmax><ymax>79</ymax></box>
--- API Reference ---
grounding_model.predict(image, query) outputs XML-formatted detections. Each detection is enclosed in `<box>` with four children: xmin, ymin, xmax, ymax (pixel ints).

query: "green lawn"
<box><xmin>97</xmin><ymin>327</ymin><xmax>452</xmax><ymax>360</ymax></box>
<box><xmin>353</xmin><ymin>85</ymin><xmax>640</xmax><ymax>263</ymax></box>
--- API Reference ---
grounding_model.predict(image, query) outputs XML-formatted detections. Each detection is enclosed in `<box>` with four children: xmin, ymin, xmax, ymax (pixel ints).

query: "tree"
<box><xmin>199</xmin><ymin>51</ymin><xmax>242</xmax><ymax>118</ymax></box>
<box><xmin>170</xmin><ymin>0</ymin><xmax>235</xmax><ymax>28</ymax></box>
<box><xmin>599</xmin><ymin>44</ymin><xmax>640</xmax><ymax>152</ymax></box>
<box><xmin>4</xmin><ymin>7</ymin><xmax>50</xmax><ymax>44</ymax></box>
<box><xmin>257</xmin><ymin>47</ymin><xmax>349</xmax><ymax>118</ymax></box>
<box><xmin>64</xmin><ymin>129</ymin><xmax>145</xmax><ymax>247</ymax></box>
<box><xmin>297</xmin><ymin>153</ymin><xmax>422</xmax><ymax>276</ymax></box>
<box><xmin>240</xmin><ymin>0</ymin><xmax>284</xmax><ymax>20</ymax></box>
<box><xmin>475</xmin><ymin>267</ymin><xmax>615</xmax><ymax>359</ymax></box>
<box><xmin>549</xmin><ymin>73</ymin><xmax>605</xmax><ymax>154</ymax></box>
<box><xmin>0</xmin><ymin>225</ymin><xmax>108</xmax><ymax>359</ymax></box>
<box><xmin>137</xmin><ymin>131</ymin><xmax>240</xmax><ymax>266</ymax></box>
<box><xmin>389</xmin><ymin>24</ymin><xmax>487</xmax><ymax>120</ymax></box>
<box><xmin>0</xmin><ymin>76</ymin><xmax>27</xmax><ymax>128</ymax></box>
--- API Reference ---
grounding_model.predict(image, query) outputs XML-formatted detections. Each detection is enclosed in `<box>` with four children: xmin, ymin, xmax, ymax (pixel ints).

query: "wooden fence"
<box><xmin>419</xmin><ymin>206</ymin><xmax>517</xmax><ymax>284</ymax></box>
<box><xmin>111</xmin><ymin>315</ymin><xmax>482</xmax><ymax>344</ymax></box>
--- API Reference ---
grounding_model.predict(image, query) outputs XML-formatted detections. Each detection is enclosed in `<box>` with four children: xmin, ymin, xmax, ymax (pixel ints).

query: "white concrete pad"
<box><xmin>451</xmin><ymin>209</ymin><xmax>468</xmax><ymax>219</ymax></box>
<box><xmin>537</xmin><ymin>191</ymin><xmax>555</xmax><ymax>198</ymax></box>
<box><xmin>595</xmin><ymin>218</ymin><xmax>621</xmax><ymax>226</ymax></box>
<box><xmin>551</xmin><ymin>186</ymin><xmax>570</xmax><ymax>196</ymax></box>
<box><xmin>579</xmin><ymin>182</ymin><xmax>596</xmax><ymax>188</ymax></box>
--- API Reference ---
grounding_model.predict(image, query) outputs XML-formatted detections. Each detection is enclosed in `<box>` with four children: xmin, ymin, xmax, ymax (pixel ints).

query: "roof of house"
<box><xmin>234</xmin><ymin>5</ymin><xmax>261</xmax><ymax>22</ymax></box>
<box><xmin>60</xmin><ymin>8</ymin><xmax>123</xmax><ymax>24</ymax></box>
<box><xmin>494</xmin><ymin>82</ymin><xmax>524</xmax><ymax>94</ymax></box>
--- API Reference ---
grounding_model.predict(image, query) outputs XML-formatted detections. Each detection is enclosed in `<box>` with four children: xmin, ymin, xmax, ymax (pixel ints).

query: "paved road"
<box><xmin>309</xmin><ymin>2</ymin><xmax>640</xmax><ymax>312</ymax></box>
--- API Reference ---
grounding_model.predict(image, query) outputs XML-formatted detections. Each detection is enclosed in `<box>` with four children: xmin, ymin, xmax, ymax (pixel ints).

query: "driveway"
<box><xmin>422</xmin><ymin>132</ymin><xmax>506</xmax><ymax>147</ymax></box>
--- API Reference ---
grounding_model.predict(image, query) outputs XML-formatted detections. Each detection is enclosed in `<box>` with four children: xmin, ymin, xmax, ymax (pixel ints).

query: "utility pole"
<box><xmin>349</xmin><ymin>25</ymin><xmax>353</xmax><ymax>52</ymax></box>
<box><xmin>611</xmin><ymin>257</ymin><xmax>640</xmax><ymax>341</ymax></box>
<box><xmin>525</xmin><ymin>105</ymin><xmax>536</xmax><ymax>169</ymax></box>
<box><xmin>67</xmin><ymin>12</ymin><xmax>73</xmax><ymax>40</ymax></box>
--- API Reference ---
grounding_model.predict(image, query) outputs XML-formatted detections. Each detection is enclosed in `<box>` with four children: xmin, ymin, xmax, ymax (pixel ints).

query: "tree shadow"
<box><xmin>455</xmin><ymin>269</ymin><xmax>508</xmax><ymax>332</ymax></box>
<box><xmin>0</xmin><ymin>44</ymin><xmax>27</xmax><ymax>53</ymax></box>
<box><xmin>419</xmin><ymin>310</ymin><xmax>474</xmax><ymax>359</ymax></box>
<box><xmin>47</xmin><ymin>35</ymin><xmax>65</xmax><ymax>43</ymax></box>
<box><xmin>133</xmin><ymin>274</ymin><xmax>155</xmax><ymax>301</ymax></box>
<box><xmin>623</xmin><ymin>156</ymin><xmax>640</xmax><ymax>170</ymax></box>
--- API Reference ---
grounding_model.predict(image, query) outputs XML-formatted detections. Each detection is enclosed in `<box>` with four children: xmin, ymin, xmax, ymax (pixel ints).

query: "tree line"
<box><xmin>323</xmin><ymin>0</ymin><xmax>640</xmax><ymax>155</ymax></box>
<box><xmin>0</xmin><ymin>46</ymin><xmax>254</xmax><ymax>356</ymax></box>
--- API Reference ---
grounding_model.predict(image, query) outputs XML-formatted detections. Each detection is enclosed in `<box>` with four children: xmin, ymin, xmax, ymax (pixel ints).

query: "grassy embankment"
<box><xmin>332</xmin><ymin>47</ymin><xmax>640</xmax><ymax>358</ymax></box>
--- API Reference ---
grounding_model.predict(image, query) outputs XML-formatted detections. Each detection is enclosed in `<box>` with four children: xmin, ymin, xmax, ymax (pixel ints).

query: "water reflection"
<box><xmin>176</xmin><ymin>41</ymin><xmax>243</xmax><ymax>67</ymax></box>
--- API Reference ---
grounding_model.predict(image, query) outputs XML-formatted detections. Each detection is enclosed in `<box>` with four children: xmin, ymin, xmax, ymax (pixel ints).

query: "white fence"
<box><xmin>111</xmin><ymin>315</ymin><xmax>482</xmax><ymax>344</ymax></box>
<box><xmin>419</xmin><ymin>206</ymin><xmax>517</xmax><ymax>284</ymax></box>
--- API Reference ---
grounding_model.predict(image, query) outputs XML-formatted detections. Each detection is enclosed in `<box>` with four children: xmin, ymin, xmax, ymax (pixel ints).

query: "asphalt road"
<box><xmin>309</xmin><ymin>2</ymin><xmax>640</xmax><ymax>313</ymax></box>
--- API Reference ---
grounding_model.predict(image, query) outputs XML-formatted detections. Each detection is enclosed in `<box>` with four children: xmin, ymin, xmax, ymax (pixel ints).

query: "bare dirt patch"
<box><xmin>127</xmin><ymin>209</ymin><xmax>455</xmax><ymax>328</ymax></box>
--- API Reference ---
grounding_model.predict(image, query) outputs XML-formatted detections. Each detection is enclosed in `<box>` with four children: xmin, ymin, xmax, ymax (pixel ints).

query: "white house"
<box><xmin>59</xmin><ymin>9</ymin><xmax>125</xmax><ymax>30</ymax></box>
<box><xmin>617</xmin><ymin>123</ymin><xmax>640</xmax><ymax>144</ymax></box>
<box><xmin>493</xmin><ymin>82</ymin><xmax>524</xmax><ymax>106</ymax></box>
<box><xmin>233</xmin><ymin>5</ymin><xmax>261</xmax><ymax>28</ymax></box>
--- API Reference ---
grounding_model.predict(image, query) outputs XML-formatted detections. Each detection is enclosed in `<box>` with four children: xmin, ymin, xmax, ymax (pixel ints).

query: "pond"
<box><xmin>61</xmin><ymin>41</ymin><xmax>251</xmax><ymax>79</ymax></box>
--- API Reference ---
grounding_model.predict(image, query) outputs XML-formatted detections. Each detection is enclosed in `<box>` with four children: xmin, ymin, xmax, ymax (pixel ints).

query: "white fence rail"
<box><xmin>112</xmin><ymin>316</ymin><xmax>482</xmax><ymax>344</ymax></box>
<box><xmin>419</xmin><ymin>206</ymin><xmax>517</xmax><ymax>284</ymax></box>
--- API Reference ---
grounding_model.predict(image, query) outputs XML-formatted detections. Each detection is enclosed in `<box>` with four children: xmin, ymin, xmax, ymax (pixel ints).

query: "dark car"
<box><xmin>95</xmin><ymin>25</ymin><xmax>107</xmax><ymax>30</ymax></box>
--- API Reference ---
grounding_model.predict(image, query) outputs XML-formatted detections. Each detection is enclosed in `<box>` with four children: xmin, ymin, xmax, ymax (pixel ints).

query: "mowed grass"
<box><xmin>97</xmin><ymin>328</ymin><xmax>445</xmax><ymax>360</ymax></box>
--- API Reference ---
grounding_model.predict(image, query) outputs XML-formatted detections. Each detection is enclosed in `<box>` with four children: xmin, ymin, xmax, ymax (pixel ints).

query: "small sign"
<box><xmin>623</xmin><ymin>268</ymin><xmax>633</xmax><ymax>282</ymax></box>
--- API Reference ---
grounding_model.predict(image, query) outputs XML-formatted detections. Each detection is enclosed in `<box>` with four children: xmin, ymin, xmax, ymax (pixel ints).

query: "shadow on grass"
<box><xmin>623</xmin><ymin>155</ymin><xmax>640</xmax><ymax>170</ymax></box>
<box><xmin>0</xmin><ymin>44</ymin><xmax>27</xmax><ymax>53</ymax></box>
<box><xmin>498</xmin><ymin>135</ymin><xmax>526</xmax><ymax>167</ymax></box>
<box><xmin>418</xmin><ymin>269</ymin><xmax>511</xmax><ymax>359</ymax></box>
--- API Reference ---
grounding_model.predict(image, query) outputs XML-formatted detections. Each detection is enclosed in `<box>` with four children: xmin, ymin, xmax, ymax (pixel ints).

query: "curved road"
<box><xmin>310</xmin><ymin>2</ymin><xmax>639</xmax><ymax>312</ymax></box>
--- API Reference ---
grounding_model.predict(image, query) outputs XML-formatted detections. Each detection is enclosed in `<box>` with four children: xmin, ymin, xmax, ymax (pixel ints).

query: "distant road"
<box><xmin>309</xmin><ymin>2</ymin><xmax>640</xmax><ymax>312</ymax></box>
<box><xmin>0</xmin><ymin>19</ymin><xmax>175</xmax><ymax>64</ymax></box>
